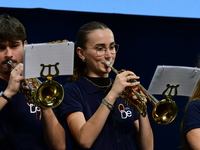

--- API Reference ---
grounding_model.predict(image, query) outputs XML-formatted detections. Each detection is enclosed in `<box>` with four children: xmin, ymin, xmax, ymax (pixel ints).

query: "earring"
<box><xmin>82</xmin><ymin>59</ymin><xmax>85</xmax><ymax>62</ymax></box>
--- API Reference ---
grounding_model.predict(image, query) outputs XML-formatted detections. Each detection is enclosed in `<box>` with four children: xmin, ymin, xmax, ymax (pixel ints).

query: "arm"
<box><xmin>133</xmin><ymin>87</ymin><xmax>154</xmax><ymax>150</ymax></box>
<box><xmin>41</xmin><ymin>108</ymin><xmax>66</xmax><ymax>150</ymax></box>
<box><xmin>134</xmin><ymin>114</ymin><xmax>154</xmax><ymax>150</ymax></box>
<box><xmin>0</xmin><ymin>63</ymin><xmax>24</xmax><ymax>111</ymax></box>
<box><xmin>0</xmin><ymin>96</ymin><xmax>9</xmax><ymax>111</ymax></box>
<box><xmin>66</xmin><ymin>71</ymin><xmax>140</xmax><ymax>149</ymax></box>
<box><xmin>186</xmin><ymin>128</ymin><xmax>200</xmax><ymax>150</ymax></box>
<box><xmin>67</xmin><ymin>102</ymin><xmax>111</xmax><ymax>149</ymax></box>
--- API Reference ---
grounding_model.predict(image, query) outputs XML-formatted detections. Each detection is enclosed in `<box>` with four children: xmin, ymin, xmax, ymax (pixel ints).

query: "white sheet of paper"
<box><xmin>147</xmin><ymin>65</ymin><xmax>200</xmax><ymax>97</ymax></box>
<box><xmin>23</xmin><ymin>42</ymin><xmax>74</xmax><ymax>79</ymax></box>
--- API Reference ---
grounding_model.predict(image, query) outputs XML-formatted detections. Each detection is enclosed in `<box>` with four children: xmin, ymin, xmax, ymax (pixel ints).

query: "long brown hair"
<box><xmin>68</xmin><ymin>21</ymin><xmax>109</xmax><ymax>82</ymax></box>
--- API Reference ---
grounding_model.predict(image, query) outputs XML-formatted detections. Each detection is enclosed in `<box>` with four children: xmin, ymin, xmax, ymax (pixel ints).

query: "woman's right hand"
<box><xmin>107</xmin><ymin>70</ymin><xmax>140</xmax><ymax>101</ymax></box>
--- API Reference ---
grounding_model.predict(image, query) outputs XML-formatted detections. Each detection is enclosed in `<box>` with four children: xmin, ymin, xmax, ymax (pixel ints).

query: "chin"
<box><xmin>104</xmin><ymin>67</ymin><xmax>111</xmax><ymax>73</ymax></box>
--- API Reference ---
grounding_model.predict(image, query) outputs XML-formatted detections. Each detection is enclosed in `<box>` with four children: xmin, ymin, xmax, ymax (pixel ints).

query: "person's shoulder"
<box><xmin>63</xmin><ymin>81</ymin><xmax>76</xmax><ymax>89</ymax></box>
<box><xmin>63</xmin><ymin>77</ymin><xmax>83</xmax><ymax>89</ymax></box>
<box><xmin>189</xmin><ymin>100</ymin><xmax>200</xmax><ymax>105</ymax></box>
<box><xmin>188</xmin><ymin>100</ymin><xmax>200</xmax><ymax>109</ymax></box>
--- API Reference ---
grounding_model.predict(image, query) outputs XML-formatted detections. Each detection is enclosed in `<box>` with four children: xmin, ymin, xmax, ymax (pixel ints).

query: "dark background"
<box><xmin>1</xmin><ymin>7</ymin><xmax>200</xmax><ymax>150</ymax></box>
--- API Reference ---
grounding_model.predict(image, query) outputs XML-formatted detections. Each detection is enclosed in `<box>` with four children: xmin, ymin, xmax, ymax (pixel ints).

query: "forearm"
<box><xmin>41</xmin><ymin>109</ymin><xmax>66</xmax><ymax>150</ymax></box>
<box><xmin>137</xmin><ymin>114</ymin><xmax>154</xmax><ymax>150</ymax></box>
<box><xmin>72</xmin><ymin>103</ymin><xmax>111</xmax><ymax>148</ymax></box>
<box><xmin>0</xmin><ymin>89</ymin><xmax>16</xmax><ymax>111</ymax></box>
<box><xmin>68</xmin><ymin>93</ymin><xmax>117</xmax><ymax>148</ymax></box>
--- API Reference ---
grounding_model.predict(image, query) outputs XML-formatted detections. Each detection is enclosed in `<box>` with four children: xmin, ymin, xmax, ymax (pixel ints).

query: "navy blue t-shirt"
<box><xmin>184</xmin><ymin>100</ymin><xmax>200</xmax><ymax>135</ymax></box>
<box><xmin>0</xmin><ymin>78</ymin><xmax>49</xmax><ymax>150</ymax></box>
<box><xmin>59</xmin><ymin>76</ymin><xmax>139</xmax><ymax>150</ymax></box>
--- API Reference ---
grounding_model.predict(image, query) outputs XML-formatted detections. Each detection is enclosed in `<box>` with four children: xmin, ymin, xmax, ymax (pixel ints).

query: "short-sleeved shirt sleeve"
<box><xmin>184</xmin><ymin>100</ymin><xmax>200</xmax><ymax>135</ymax></box>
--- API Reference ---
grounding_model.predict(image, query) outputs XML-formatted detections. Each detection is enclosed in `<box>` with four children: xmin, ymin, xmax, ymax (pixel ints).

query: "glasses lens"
<box><xmin>96</xmin><ymin>44</ymin><xmax>119</xmax><ymax>56</ymax></box>
<box><xmin>96</xmin><ymin>47</ymin><xmax>105</xmax><ymax>56</ymax></box>
<box><xmin>114</xmin><ymin>44</ymin><xmax>119</xmax><ymax>53</ymax></box>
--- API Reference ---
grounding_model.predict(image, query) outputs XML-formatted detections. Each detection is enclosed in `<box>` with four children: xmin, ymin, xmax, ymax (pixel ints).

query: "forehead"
<box><xmin>87</xmin><ymin>29</ymin><xmax>114</xmax><ymax>45</ymax></box>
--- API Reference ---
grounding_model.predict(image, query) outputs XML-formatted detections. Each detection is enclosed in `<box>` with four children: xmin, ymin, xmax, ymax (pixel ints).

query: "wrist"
<box><xmin>102</xmin><ymin>98</ymin><xmax>114</xmax><ymax>110</ymax></box>
<box><xmin>106</xmin><ymin>91</ymin><xmax>120</xmax><ymax>101</ymax></box>
<box><xmin>0</xmin><ymin>91</ymin><xmax>12</xmax><ymax>102</ymax></box>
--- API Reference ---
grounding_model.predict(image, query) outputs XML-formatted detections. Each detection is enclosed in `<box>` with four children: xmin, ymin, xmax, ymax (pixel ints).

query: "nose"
<box><xmin>5</xmin><ymin>47</ymin><xmax>13</xmax><ymax>57</ymax></box>
<box><xmin>104</xmin><ymin>48</ymin><xmax>112</xmax><ymax>57</ymax></box>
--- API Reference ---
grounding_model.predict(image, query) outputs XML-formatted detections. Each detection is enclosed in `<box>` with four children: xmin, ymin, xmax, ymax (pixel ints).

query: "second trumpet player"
<box><xmin>59</xmin><ymin>21</ymin><xmax>154</xmax><ymax>150</ymax></box>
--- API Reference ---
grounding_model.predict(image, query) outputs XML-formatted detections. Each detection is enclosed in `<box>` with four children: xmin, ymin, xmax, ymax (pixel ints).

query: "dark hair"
<box><xmin>0</xmin><ymin>14</ymin><xmax>26</xmax><ymax>43</ymax></box>
<box><xmin>68</xmin><ymin>21</ymin><xmax>109</xmax><ymax>82</ymax></box>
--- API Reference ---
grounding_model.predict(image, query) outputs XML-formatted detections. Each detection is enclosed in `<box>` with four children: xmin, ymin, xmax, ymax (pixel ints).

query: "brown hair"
<box><xmin>0</xmin><ymin>14</ymin><xmax>26</xmax><ymax>43</ymax></box>
<box><xmin>68</xmin><ymin>21</ymin><xmax>109</xmax><ymax>82</ymax></box>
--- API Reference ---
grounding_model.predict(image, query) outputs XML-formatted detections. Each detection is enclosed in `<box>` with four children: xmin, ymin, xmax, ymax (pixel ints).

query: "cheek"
<box><xmin>0</xmin><ymin>53</ymin><xmax>4</xmax><ymax>59</ymax></box>
<box><xmin>111</xmin><ymin>54</ymin><xmax>116</xmax><ymax>62</ymax></box>
<box><xmin>113</xmin><ymin>55</ymin><xmax>116</xmax><ymax>59</ymax></box>
<box><xmin>86</xmin><ymin>51</ymin><xmax>101</xmax><ymax>62</ymax></box>
<box><xmin>13</xmin><ymin>50</ymin><xmax>24</xmax><ymax>61</ymax></box>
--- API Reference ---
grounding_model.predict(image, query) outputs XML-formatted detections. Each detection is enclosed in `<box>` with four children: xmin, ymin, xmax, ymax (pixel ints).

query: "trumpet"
<box><xmin>105</xmin><ymin>61</ymin><xmax>178</xmax><ymax>125</ymax></box>
<box><xmin>8</xmin><ymin>60</ymin><xmax>64</xmax><ymax>109</ymax></box>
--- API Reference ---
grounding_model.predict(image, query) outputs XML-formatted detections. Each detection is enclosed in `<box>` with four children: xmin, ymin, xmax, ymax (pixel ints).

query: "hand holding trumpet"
<box><xmin>105</xmin><ymin>61</ymin><xmax>178</xmax><ymax>124</ymax></box>
<box><xmin>105</xmin><ymin>61</ymin><xmax>147</xmax><ymax>117</ymax></box>
<box><xmin>6</xmin><ymin>62</ymin><xmax>25</xmax><ymax>97</ymax></box>
<box><xmin>110</xmin><ymin>70</ymin><xmax>141</xmax><ymax>99</ymax></box>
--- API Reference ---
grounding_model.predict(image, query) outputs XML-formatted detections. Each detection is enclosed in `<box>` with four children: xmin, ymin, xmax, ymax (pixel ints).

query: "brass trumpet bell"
<box><xmin>152</xmin><ymin>98</ymin><xmax>178</xmax><ymax>125</ymax></box>
<box><xmin>151</xmin><ymin>84</ymin><xmax>179</xmax><ymax>125</ymax></box>
<box><xmin>35</xmin><ymin>79</ymin><xmax>64</xmax><ymax>109</ymax></box>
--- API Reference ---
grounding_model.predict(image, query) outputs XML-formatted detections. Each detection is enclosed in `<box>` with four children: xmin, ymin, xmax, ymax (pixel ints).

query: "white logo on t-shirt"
<box><xmin>118</xmin><ymin>104</ymin><xmax>132</xmax><ymax>119</ymax></box>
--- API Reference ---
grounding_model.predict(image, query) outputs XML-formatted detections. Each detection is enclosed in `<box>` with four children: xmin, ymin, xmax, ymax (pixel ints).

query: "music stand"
<box><xmin>148</xmin><ymin>65</ymin><xmax>200</xmax><ymax>97</ymax></box>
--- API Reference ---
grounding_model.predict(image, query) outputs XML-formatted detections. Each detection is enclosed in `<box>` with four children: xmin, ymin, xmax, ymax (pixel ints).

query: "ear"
<box><xmin>24</xmin><ymin>40</ymin><xmax>28</xmax><ymax>45</ymax></box>
<box><xmin>76</xmin><ymin>47</ymin><xmax>85</xmax><ymax>60</ymax></box>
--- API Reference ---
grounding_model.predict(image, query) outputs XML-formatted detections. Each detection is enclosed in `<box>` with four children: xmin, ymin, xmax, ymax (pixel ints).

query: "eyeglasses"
<box><xmin>93</xmin><ymin>44</ymin><xmax>119</xmax><ymax>56</ymax></box>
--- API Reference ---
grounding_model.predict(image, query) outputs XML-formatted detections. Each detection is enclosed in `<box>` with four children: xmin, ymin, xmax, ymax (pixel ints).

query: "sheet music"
<box><xmin>148</xmin><ymin>65</ymin><xmax>200</xmax><ymax>97</ymax></box>
<box><xmin>23</xmin><ymin>42</ymin><xmax>74</xmax><ymax>79</ymax></box>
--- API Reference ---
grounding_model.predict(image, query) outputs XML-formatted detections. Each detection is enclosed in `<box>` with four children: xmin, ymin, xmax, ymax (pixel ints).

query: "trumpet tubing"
<box><xmin>105</xmin><ymin>61</ymin><xmax>178</xmax><ymax>125</ymax></box>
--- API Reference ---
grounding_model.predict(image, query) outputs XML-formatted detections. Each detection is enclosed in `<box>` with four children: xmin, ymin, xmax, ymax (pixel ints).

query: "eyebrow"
<box><xmin>0</xmin><ymin>41</ymin><xmax>21</xmax><ymax>47</ymax></box>
<box><xmin>10</xmin><ymin>41</ymin><xmax>21</xmax><ymax>44</ymax></box>
<box><xmin>94</xmin><ymin>42</ymin><xmax>115</xmax><ymax>47</ymax></box>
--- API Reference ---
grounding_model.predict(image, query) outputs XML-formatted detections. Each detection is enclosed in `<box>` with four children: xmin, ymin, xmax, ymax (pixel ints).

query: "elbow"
<box><xmin>50</xmin><ymin>146</ymin><xmax>66</xmax><ymax>150</ymax></box>
<box><xmin>79</xmin><ymin>143</ymin><xmax>92</xmax><ymax>149</ymax></box>
<box><xmin>48</xmin><ymin>142</ymin><xmax>66</xmax><ymax>150</ymax></box>
<box><xmin>78</xmin><ymin>138</ymin><xmax>93</xmax><ymax>149</ymax></box>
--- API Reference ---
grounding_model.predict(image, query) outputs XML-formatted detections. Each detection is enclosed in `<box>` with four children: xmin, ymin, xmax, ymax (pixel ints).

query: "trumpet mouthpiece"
<box><xmin>7</xmin><ymin>60</ymin><xmax>14</xmax><ymax>67</ymax></box>
<box><xmin>105</xmin><ymin>61</ymin><xmax>112</xmax><ymax>67</ymax></box>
